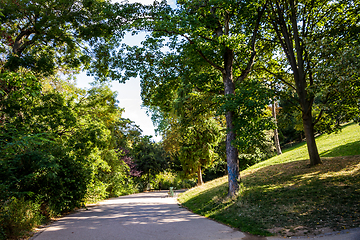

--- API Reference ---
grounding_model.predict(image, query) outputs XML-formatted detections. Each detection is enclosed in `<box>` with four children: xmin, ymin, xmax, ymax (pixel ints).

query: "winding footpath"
<box><xmin>31</xmin><ymin>191</ymin><xmax>360</xmax><ymax>240</ymax></box>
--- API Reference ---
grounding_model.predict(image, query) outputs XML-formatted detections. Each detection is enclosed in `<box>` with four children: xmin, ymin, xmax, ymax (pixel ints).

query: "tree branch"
<box><xmin>261</xmin><ymin>67</ymin><xmax>296</xmax><ymax>91</ymax></box>
<box><xmin>180</xmin><ymin>34</ymin><xmax>224</xmax><ymax>72</ymax></box>
<box><xmin>13</xmin><ymin>28</ymin><xmax>36</xmax><ymax>55</ymax></box>
<box><xmin>313</xmin><ymin>109</ymin><xmax>324</xmax><ymax>126</ymax></box>
<box><xmin>235</xmin><ymin>1</ymin><xmax>268</xmax><ymax>83</ymax></box>
<box><xmin>273</xmin><ymin>2</ymin><xmax>298</xmax><ymax>72</ymax></box>
<box><xmin>273</xmin><ymin>88</ymin><xmax>302</xmax><ymax>112</ymax></box>
<box><xmin>290</xmin><ymin>0</ymin><xmax>304</xmax><ymax>74</ymax></box>
<box><xmin>152</xmin><ymin>28</ymin><xmax>224</xmax><ymax>72</ymax></box>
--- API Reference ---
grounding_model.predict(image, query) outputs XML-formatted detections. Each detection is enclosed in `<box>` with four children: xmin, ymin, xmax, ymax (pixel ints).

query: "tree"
<box><xmin>265</xmin><ymin>0</ymin><xmax>360</xmax><ymax>165</ymax></box>
<box><xmin>0</xmin><ymin>72</ymin><xmax>91</xmax><ymax>214</ymax></box>
<box><xmin>271</xmin><ymin>99</ymin><xmax>282</xmax><ymax>155</ymax></box>
<box><xmin>0</xmin><ymin>1</ymin><xmax>150</xmax><ymax>236</ymax></box>
<box><xmin>117</xmin><ymin>0</ymin><xmax>268</xmax><ymax>196</ymax></box>
<box><xmin>0</xmin><ymin>0</ymin><xmax>142</xmax><ymax>80</ymax></box>
<box><xmin>220</xmin><ymin>77</ymin><xmax>275</xmax><ymax>170</ymax></box>
<box><xmin>114</xmin><ymin>118</ymin><xmax>142</xmax><ymax>149</ymax></box>
<box><xmin>132</xmin><ymin>136</ymin><xmax>168</xmax><ymax>187</ymax></box>
<box><xmin>178</xmin><ymin>116</ymin><xmax>222</xmax><ymax>185</ymax></box>
<box><xmin>159</xmin><ymin>85</ymin><xmax>224</xmax><ymax>185</ymax></box>
<box><xmin>0</xmin><ymin>71</ymin><xmax>138</xmax><ymax>213</ymax></box>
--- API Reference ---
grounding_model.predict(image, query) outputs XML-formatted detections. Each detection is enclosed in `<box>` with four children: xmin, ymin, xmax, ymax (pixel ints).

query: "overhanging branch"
<box><xmin>235</xmin><ymin>1</ymin><xmax>268</xmax><ymax>83</ymax></box>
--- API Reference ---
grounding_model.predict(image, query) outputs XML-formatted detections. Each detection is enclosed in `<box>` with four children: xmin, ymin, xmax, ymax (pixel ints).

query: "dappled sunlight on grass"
<box><xmin>179</xmin><ymin>123</ymin><xmax>360</xmax><ymax>237</ymax></box>
<box><xmin>179</xmin><ymin>156</ymin><xmax>360</xmax><ymax>237</ymax></box>
<box><xmin>248</xmin><ymin>123</ymin><xmax>360</xmax><ymax>171</ymax></box>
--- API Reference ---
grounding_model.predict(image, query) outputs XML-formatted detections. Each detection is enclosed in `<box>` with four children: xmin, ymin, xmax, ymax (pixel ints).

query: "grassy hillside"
<box><xmin>249</xmin><ymin>122</ymin><xmax>360</xmax><ymax>170</ymax></box>
<box><xmin>178</xmin><ymin>123</ymin><xmax>360</xmax><ymax>237</ymax></box>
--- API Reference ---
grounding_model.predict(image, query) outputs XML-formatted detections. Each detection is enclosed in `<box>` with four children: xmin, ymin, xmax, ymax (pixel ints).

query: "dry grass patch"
<box><xmin>179</xmin><ymin>155</ymin><xmax>360</xmax><ymax>237</ymax></box>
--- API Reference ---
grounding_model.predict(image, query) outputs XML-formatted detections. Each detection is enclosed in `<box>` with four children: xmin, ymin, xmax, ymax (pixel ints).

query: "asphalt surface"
<box><xmin>32</xmin><ymin>190</ymin><xmax>245</xmax><ymax>240</ymax></box>
<box><xmin>32</xmin><ymin>191</ymin><xmax>360</xmax><ymax>240</ymax></box>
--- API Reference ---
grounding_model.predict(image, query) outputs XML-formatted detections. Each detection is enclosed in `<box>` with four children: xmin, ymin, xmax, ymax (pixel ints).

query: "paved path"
<box><xmin>32</xmin><ymin>191</ymin><xmax>360</xmax><ymax>240</ymax></box>
<box><xmin>32</xmin><ymin>191</ymin><xmax>245</xmax><ymax>240</ymax></box>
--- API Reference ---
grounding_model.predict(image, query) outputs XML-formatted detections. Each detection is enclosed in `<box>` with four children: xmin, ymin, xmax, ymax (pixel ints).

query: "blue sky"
<box><xmin>76</xmin><ymin>0</ymin><xmax>176</xmax><ymax>142</ymax></box>
<box><xmin>76</xmin><ymin>33</ymin><xmax>161</xmax><ymax>142</ymax></box>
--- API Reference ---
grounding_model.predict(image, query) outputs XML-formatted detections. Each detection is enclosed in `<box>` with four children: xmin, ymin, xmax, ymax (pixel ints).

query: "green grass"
<box><xmin>178</xmin><ymin>122</ymin><xmax>360</xmax><ymax>237</ymax></box>
<box><xmin>248</xmin><ymin>122</ymin><xmax>360</xmax><ymax>170</ymax></box>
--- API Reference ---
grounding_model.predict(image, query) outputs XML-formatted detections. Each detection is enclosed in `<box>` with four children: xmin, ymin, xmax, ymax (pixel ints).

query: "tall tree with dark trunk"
<box><xmin>124</xmin><ymin>0</ymin><xmax>268</xmax><ymax>196</ymax></box>
<box><xmin>265</xmin><ymin>0</ymin><xmax>360</xmax><ymax>166</ymax></box>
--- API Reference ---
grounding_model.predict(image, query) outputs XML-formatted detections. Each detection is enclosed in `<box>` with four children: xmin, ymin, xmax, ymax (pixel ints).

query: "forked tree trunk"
<box><xmin>272</xmin><ymin>101</ymin><xmax>282</xmax><ymax>155</ymax></box>
<box><xmin>270</xmin><ymin>0</ymin><xmax>322</xmax><ymax>166</ymax></box>
<box><xmin>197</xmin><ymin>166</ymin><xmax>204</xmax><ymax>185</ymax></box>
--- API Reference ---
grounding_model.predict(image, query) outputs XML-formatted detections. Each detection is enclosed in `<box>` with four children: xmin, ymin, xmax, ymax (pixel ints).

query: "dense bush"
<box><xmin>0</xmin><ymin>197</ymin><xmax>43</xmax><ymax>240</ymax></box>
<box><xmin>0</xmin><ymin>148</ymin><xmax>89</xmax><ymax>217</ymax></box>
<box><xmin>102</xmin><ymin>149</ymin><xmax>137</xmax><ymax>197</ymax></box>
<box><xmin>0</xmin><ymin>73</ymin><xmax>142</xmax><ymax>238</ymax></box>
<box><xmin>154</xmin><ymin>172</ymin><xmax>196</xmax><ymax>190</ymax></box>
<box><xmin>203</xmin><ymin>158</ymin><xmax>227</xmax><ymax>182</ymax></box>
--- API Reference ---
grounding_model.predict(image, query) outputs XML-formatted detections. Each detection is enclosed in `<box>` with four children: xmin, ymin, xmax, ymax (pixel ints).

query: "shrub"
<box><xmin>102</xmin><ymin>149</ymin><xmax>138</xmax><ymax>197</ymax></box>
<box><xmin>106</xmin><ymin>173</ymin><xmax>137</xmax><ymax>197</ymax></box>
<box><xmin>203</xmin><ymin>159</ymin><xmax>227</xmax><ymax>182</ymax></box>
<box><xmin>0</xmin><ymin>197</ymin><xmax>43</xmax><ymax>240</ymax></box>
<box><xmin>155</xmin><ymin>172</ymin><xmax>196</xmax><ymax>190</ymax></box>
<box><xmin>0</xmin><ymin>148</ymin><xmax>89</xmax><ymax>217</ymax></box>
<box><xmin>84</xmin><ymin>180</ymin><xmax>109</xmax><ymax>204</ymax></box>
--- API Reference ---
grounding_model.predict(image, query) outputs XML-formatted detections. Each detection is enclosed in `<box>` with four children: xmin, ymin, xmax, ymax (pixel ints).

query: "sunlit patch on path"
<box><xmin>32</xmin><ymin>191</ymin><xmax>245</xmax><ymax>240</ymax></box>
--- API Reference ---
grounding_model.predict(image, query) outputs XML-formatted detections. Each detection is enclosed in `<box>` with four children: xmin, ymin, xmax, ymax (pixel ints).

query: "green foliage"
<box><xmin>84</xmin><ymin>179</ymin><xmax>109</xmax><ymax>204</ymax></box>
<box><xmin>0</xmin><ymin>71</ymin><xmax>41</xmax><ymax>132</ymax></box>
<box><xmin>132</xmin><ymin>136</ymin><xmax>169</xmax><ymax>185</ymax></box>
<box><xmin>0</xmin><ymin>197</ymin><xmax>43</xmax><ymax>240</ymax></box>
<box><xmin>0</xmin><ymin>1</ymin><xmax>160</xmax><ymax>238</ymax></box>
<box><xmin>178</xmin><ymin>117</ymin><xmax>222</xmax><ymax>177</ymax></box>
<box><xmin>276</xmin><ymin>97</ymin><xmax>304</xmax><ymax>145</ymax></box>
<box><xmin>219</xmin><ymin>79</ymin><xmax>275</xmax><ymax>169</ymax></box>
<box><xmin>0</xmin><ymin>70</ymin><xmax>139</xmax><ymax>238</ymax></box>
<box><xmin>238</xmin><ymin>140</ymin><xmax>274</xmax><ymax>171</ymax></box>
<box><xmin>116</xmin><ymin>0</ymin><xmax>272</xmax><ymax>194</ymax></box>
<box><xmin>309</xmin><ymin>37</ymin><xmax>360</xmax><ymax>130</ymax></box>
<box><xmin>0</xmin><ymin>0</ymin><xmax>123</xmax><ymax>77</ymax></box>
<box><xmin>0</xmin><ymin>145</ymin><xmax>89</xmax><ymax>216</ymax></box>
<box><xmin>101</xmin><ymin>149</ymin><xmax>137</xmax><ymax>197</ymax></box>
<box><xmin>262</xmin><ymin>0</ymin><xmax>360</xmax><ymax>165</ymax></box>
<box><xmin>202</xmin><ymin>157</ymin><xmax>227</xmax><ymax>182</ymax></box>
<box><xmin>155</xmin><ymin>172</ymin><xmax>196</xmax><ymax>190</ymax></box>
<box><xmin>1</xmin><ymin>0</ymin><xmax>359</xmax><ymax>238</ymax></box>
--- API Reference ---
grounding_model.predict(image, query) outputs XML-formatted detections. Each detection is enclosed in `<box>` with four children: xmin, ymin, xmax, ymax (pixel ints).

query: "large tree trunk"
<box><xmin>296</xmin><ymin>83</ymin><xmax>321</xmax><ymax>166</ymax></box>
<box><xmin>298</xmin><ymin>93</ymin><xmax>322</xmax><ymax>166</ymax></box>
<box><xmin>302</xmin><ymin>111</ymin><xmax>321</xmax><ymax>166</ymax></box>
<box><xmin>272</xmin><ymin>101</ymin><xmax>282</xmax><ymax>155</ymax></box>
<box><xmin>296</xmin><ymin>74</ymin><xmax>321</xmax><ymax>166</ymax></box>
<box><xmin>197</xmin><ymin>166</ymin><xmax>204</xmax><ymax>185</ymax></box>
<box><xmin>223</xmin><ymin>48</ymin><xmax>239</xmax><ymax>196</ymax></box>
